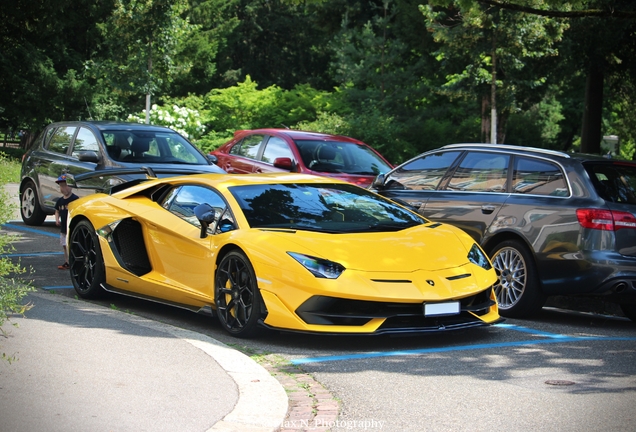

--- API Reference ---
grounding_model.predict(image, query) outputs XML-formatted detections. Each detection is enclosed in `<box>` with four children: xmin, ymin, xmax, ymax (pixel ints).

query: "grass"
<box><xmin>0</xmin><ymin>156</ymin><xmax>20</xmax><ymax>184</ymax></box>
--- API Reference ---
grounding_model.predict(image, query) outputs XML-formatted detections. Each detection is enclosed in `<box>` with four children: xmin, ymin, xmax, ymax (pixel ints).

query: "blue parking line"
<box><xmin>1</xmin><ymin>223</ymin><xmax>59</xmax><ymax>238</ymax></box>
<box><xmin>494</xmin><ymin>323</ymin><xmax>570</xmax><ymax>338</ymax></box>
<box><xmin>1</xmin><ymin>252</ymin><xmax>63</xmax><ymax>258</ymax></box>
<box><xmin>42</xmin><ymin>285</ymin><xmax>74</xmax><ymax>290</ymax></box>
<box><xmin>291</xmin><ymin>332</ymin><xmax>636</xmax><ymax>365</ymax></box>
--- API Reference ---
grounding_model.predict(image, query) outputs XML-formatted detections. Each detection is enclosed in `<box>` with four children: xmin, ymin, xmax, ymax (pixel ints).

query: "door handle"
<box><xmin>481</xmin><ymin>205</ymin><xmax>496</xmax><ymax>214</ymax></box>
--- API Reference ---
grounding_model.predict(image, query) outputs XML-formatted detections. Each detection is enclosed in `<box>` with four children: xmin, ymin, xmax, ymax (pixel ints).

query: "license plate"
<box><xmin>424</xmin><ymin>301</ymin><xmax>460</xmax><ymax>316</ymax></box>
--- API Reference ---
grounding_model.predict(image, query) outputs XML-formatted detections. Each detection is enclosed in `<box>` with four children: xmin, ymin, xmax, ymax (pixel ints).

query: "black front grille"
<box><xmin>295</xmin><ymin>288</ymin><xmax>495</xmax><ymax>330</ymax></box>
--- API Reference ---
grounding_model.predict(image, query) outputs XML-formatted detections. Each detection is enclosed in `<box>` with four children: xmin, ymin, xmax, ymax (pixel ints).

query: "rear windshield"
<box><xmin>585</xmin><ymin>162</ymin><xmax>636</xmax><ymax>204</ymax></box>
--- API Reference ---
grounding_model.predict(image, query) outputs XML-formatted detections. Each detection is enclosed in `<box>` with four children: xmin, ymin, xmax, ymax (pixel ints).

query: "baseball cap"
<box><xmin>56</xmin><ymin>174</ymin><xmax>68</xmax><ymax>183</ymax></box>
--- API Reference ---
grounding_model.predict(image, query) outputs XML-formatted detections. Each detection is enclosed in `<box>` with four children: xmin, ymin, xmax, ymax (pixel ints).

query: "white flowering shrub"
<box><xmin>128</xmin><ymin>104</ymin><xmax>206</xmax><ymax>140</ymax></box>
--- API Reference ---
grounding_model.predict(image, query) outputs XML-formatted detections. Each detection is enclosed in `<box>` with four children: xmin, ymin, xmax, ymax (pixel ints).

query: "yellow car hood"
<box><xmin>266</xmin><ymin>224</ymin><xmax>472</xmax><ymax>272</ymax></box>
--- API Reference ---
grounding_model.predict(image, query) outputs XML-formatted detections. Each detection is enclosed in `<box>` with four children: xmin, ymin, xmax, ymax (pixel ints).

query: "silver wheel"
<box><xmin>492</xmin><ymin>246</ymin><xmax>527</xmax><ymax>309</ymax></box>
<box><xmin>490</xmin><ymin>239</ymin><xmax>545</xmax><ymax>318</ymax></box>
<box><xmin>20</xmin><ymin>181</ymin><xmax>47</xmax><ymax>225</ymax></box>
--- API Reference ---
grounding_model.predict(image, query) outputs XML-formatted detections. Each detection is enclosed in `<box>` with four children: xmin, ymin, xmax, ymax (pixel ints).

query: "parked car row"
<box><xmin>19</xmin><ymin>121</ymin><xmax>636</xmax><ymax>328</ymax></box>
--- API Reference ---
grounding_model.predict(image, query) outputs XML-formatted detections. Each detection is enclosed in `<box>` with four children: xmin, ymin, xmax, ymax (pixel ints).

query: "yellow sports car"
<box><xmin>67</xmin><ymin>170</ymin><xmax>500</xmax><ymax>338</ymax></box>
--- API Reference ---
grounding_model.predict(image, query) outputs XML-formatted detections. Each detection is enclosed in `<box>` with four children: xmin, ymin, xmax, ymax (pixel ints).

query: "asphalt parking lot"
<box><xmin>2</xmin><ymin>199</ymin><xmax>636</xmax><ymax>431</ymax></box>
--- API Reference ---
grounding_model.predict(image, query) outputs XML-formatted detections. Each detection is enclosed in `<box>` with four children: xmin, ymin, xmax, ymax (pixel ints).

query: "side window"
<box><xmin>47</xmin><ymin>126</ymin><xmax>77</xmax><ymax>155</ymax></box>
<box><xmin>445</xmin><ymin>152</ymin><xmax>509</xmax><ymax>192</ymax></box>
<box><xmin>512</xmin><ymin>157</ymin><xmax>568</xmax><ymax>196</ymax></box>
<box><xmin>233</xmin><ymin>135</ymin><xmax>263</xmax><ymax>159</ymax></box>
<box><xmin>162</xmin><ymin>135</ymin><xmax>198</xmax><ymax>163</ymax></box>
<box><xmin>146</xmin><ymin>138</ymin><xmax>160</xmax><ymax>157</ymax></box>
<box><xmin>384</xmin><ymin>151</ymin><xmax>461</xmax><ymax>190</ymax></box>
<box><xmin>72</xmin><ymin>127</ymin><xmax>100</xmax><ymax>157</ymax></box>
<box><xmin>163</xmin><ymin>185</ymin><xmax>234</xmax><ymax>232</ymax></box>
<box><xmin>261</xmin><ymin>136</ymin><xmax>293</xmax><ymax>163</ymax></box>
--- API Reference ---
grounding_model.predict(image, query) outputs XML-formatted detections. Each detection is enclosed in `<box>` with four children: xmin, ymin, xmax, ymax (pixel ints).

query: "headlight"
<box><xmin>288</xmin><ymin>252</ymin><xmax>345</xmax><ymax>279</ymax></box>
<box><xmin>468</xmin><ymin>244</ymin><xmax>491</xmax><ymax>270</ymax></box>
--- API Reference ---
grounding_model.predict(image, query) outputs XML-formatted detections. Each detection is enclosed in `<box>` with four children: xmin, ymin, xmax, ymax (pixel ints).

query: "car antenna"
<box><xmin>281</xmin><ymin>124</ymin><xmax>290</xmax><ymax>129</ymax></box>
<box><xmin>84</xmin><ymin>97</ymin><xmax>94</xmax><ymax>120</ymax></box>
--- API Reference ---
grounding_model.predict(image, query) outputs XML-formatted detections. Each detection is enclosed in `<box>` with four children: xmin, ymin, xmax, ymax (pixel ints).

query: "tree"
<box><xmin>0</xmin><ymin>0</ymin><xmax>113</xmax><ymax>132</ymax></box>
<box><xmin>94</xmin><ymin>0</ymin><xmax>197</xmax><ymax>122</ymax></box>
<box><xmin>439</xmin><ymin>0</ymin><xmax>636</xmax><ymax>153</ymax></box>
<box><xmin>423</xmin><ymin>1</ymin><xmax>567</xmax><ymax>143</ymax></box>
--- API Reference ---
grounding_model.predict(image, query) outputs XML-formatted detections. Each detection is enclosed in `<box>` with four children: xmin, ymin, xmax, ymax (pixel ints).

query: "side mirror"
<box><xmin>273</xmin><ymin>157</ymin><xmax>294</xmax><ymax>171</ymax></box>
<box><xmin>76</xmin><ymin>151</ymin><xmax>100</xmax><ymax>163</ymax></box>
<box><xmin>371</xmin><ymin>173</ymin><xmax>386</xmax><ymax>190</ymax></box>
<box><xmin>194</xmin><ymin>203</ymin><xmax>216</xmax><ymax>238</ymax></box>
<box><xmin>207</xmin><ymin>154</ymin><xmax>219</xmax><ymax>165</ymax></box>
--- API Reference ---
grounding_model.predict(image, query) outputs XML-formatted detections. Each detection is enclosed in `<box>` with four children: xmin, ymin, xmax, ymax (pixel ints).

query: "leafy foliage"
<box><xmin>127</xmin><ymin>104</ymin><xmax>206</xmax><ymax>140</ymax></box>
<box><xmin>1</xmin><ymin>0</ymin><xmax>635</xmax><ymax>163</ymax></box>
<box><xmin>0</xmin><ymin>155</ymin><xmax>35</xmax><ymax>361</ymax></box>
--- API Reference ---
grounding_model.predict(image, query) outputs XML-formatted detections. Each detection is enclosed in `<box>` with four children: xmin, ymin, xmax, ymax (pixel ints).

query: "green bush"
<box><xmin>0</xmin><ymin>148</ymin><xmax>26</xmax><ymax>163</ymax></box>
<box><xmin>0</xmin><ymin>155</ymin><xmax>35</xmax><ymax>361</ymax></box>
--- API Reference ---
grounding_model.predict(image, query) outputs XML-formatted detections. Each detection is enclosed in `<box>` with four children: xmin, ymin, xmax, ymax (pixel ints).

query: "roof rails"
<box><xmin>441</xmin><ymin>143</ymin><xmax>571</xmax><ymax>159</ymax></box>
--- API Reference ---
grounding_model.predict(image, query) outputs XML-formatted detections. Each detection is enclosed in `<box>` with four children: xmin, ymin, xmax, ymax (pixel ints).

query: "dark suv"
<box><xmin>372</xmin><ymin>143</ymin><xmax>636</xmax><ymax>322</ymax></box>
<box><xmin>20</xmin><ymin>121</ymin><xmax>224</xmax><ymax>225</ymax></box>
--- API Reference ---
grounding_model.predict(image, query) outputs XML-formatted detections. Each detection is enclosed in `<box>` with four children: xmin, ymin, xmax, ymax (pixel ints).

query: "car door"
<box><xmin>252</xmin><ymin>135</ymin><xmax>296</xmax><ymax>173</ymax></box>
<box><xmin>422</xmin><ymin>151</ymin><xmax>511</xmax><ymax>244</ymax></box>
<box><xmin>39</xmin><ymin>125</ymin><xmax>78</xmax><ymax>208</ymax></box>
<box><xmin>220</xmin><ymin>134</ymin><xmax>264</xmax><ymax>173</ymax></box>
<box><xmin>66</xmin><ymin>126</ymin><xmax>108</xmax><ymax>196</ymax></box>
<box><xmin>142</xmin><ymin>184</ymin><xmax>228</xmax><ymax>302</ymax></box>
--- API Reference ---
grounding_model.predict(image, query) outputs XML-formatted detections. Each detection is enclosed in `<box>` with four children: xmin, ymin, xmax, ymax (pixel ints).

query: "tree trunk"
<box><xmin>481</xmin><ymin>94</ymin><xmax>490</xmax><ymax>143</ymax></box>
<box><xmin>490</xmin><ymin>33</ymin><xmax>497</xmax><ymax>144</ymax></box>
<box><xmin>580</xmin><ymin>64</ymin><xmax>603</xmax><ymax>154</ymax></box>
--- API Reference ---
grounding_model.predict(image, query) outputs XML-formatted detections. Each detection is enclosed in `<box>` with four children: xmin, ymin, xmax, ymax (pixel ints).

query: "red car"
<box><xmin>211</xmin><ymin>129</ymin><xmax>393</xmax><ymax>187</ymax></box>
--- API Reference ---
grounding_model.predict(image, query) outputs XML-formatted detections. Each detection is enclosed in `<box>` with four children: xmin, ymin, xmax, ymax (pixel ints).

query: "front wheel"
<box><xmin>214</xmin><ymin>251</ymin><xmax>263</xmax><ymax>338</ymax></box>
<box><xmin>490</xmin><ymin>239</ymin><xmax>545</xmax><ymax>318</ymax></box>
<box><xmin>69</xmin><ymin>220</ymin><xmax>106</xmax><ymax>298</ymax></box>
<box><xmin>20</xmin><ymin>181</ymin><xmax>47</xmax><ymax>226</ymax></box>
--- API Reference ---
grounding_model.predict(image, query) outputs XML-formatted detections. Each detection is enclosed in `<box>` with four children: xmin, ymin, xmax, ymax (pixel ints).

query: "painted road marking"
<box><xmin>291</xmin><ymin>324</ymin><xmax>636</xmax><ymax>364</ymax></box>
<box><xmin>1</xmin><ymin>252</ymin><xmax>64</xmax><ymax>257</ymax></box>
<box><xmin>1</xmin><ymin>223</ymin><xmax>60</xmax><ymax>238</ymax></box>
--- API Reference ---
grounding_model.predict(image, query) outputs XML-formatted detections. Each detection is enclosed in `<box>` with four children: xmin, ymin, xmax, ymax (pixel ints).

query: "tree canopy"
<box><xmin>1</xmin><ymin>0</ymin><xmax>635</xmax><ymax>161</ymax></box>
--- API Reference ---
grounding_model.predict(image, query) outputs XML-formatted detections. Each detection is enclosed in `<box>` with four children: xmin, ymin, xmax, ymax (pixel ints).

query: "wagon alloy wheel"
<box><xmin>490</xmin><ymin>239</ymin><xmax>545</xmax><ymax>318</ymax></box>
<box><xmin>20</xmin><ymin>181</ymin><xmax>46</xmax><ymax>226</ymax></box>
<box><xmin>69</xmin><ymin>220</ymin><xmax>105</xmax><ymax>298</ymax></box>
<box><xmin>215</xmin><ymin>251</ymin><xmax>262</xmax><ymax>338</ymax></box>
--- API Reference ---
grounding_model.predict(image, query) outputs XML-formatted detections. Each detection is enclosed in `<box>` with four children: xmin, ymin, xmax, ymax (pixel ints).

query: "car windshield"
<box><xmin>102</xmin><ymin>130</ymin><xmax>209</xmax><ymax>165</ymax></box>
<box><xmin>295</xmin><ymin>140</ymin><xmax>391</xmax><ymax>175</ymax></box>
<box><xmin>229</xmin><ymin>183</ymin><xmax>426</xmax><ymax>233</ymax></box>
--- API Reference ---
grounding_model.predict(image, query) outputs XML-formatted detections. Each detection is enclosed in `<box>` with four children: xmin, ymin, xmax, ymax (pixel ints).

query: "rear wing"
<box><xmin>66</xmin><ymin>167</ymin><xmax>217</xmax><ymax>194</ymax></box>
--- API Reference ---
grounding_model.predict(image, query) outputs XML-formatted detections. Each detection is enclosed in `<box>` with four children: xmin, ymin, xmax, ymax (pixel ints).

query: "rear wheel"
<box><xmin>215</xmin><ymin>251</ymin><xmax>263</xmax><ymax>338</ymax></box>
<box><xmin>20</xmin><ymin>181</ymin><xmax>47</xmax><ymax>226</ymax></box>
<box><xmin>490</xmin><ymin>239</ymin><xmax>546</xmax><ymax>318</ymax></box>
<box><xmin>69</xmin><ymin>220</ymin><xmax>105</xmax><ymax>298</ymax></box>
<box><xmin>620</xmin><ymin>304</ymin><xmax>636</xmax><ymax>322</ymax></box>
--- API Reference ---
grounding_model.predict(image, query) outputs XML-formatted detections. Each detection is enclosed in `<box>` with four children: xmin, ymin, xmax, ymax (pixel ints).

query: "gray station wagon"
<box><xmin>372</xmin><ymin>143</ymin><xmax>636</xmax><ymax>322</ymax></box>
<box><xmin>20</xmin><ymin>121</ymin><xmax>224</xmax><ymax>226</ymax></box>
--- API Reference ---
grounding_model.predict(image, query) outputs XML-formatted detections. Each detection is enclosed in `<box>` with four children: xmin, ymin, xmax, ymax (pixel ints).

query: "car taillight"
<box><xmin>576</xmin><ymin>208</ymin><xmax>636</xmax><ymax>231</ymax></box>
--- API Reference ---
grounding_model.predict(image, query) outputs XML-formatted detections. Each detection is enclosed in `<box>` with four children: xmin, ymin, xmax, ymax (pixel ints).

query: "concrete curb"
<box><xmin>28</xmin><ymin>291</ymin><xmax>289</xmax><ymax>432</ymax></box>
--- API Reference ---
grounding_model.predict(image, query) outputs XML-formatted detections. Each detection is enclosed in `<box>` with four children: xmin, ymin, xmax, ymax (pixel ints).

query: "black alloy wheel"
<box><xmin>69</xmin><ymin>220</ymin><xmax>105</xmax><ymax>298</ymax></box>
<box><xmin>215</xmin><ymin>250</ymin><xmax>263</xmax><ymax>338</ymax></box>
<box><xmin>20</xmin><ymin>180</ymin><xmax>47</xmax><ymax>226</ymax></box>
<box><xmin>490</xmin><ymin>239</ymin><xmax>546</xmax><ymax>318</ymax></box>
